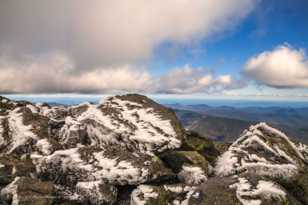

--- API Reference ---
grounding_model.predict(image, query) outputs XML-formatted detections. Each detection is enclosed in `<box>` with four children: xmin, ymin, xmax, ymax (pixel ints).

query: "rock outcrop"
<box><xmin>0</xmin><ymin>95</ymin><xmax>307</xmax><ymax>205</ymax></box>
<box><xmin>0</xmin><ymin>94</ymin><xmax>191</xmax><ymax>204</ymax></box>
<box><xmin>194</xmin><ymin>123</ymin><xmax>308</xmax><ymax>205</ymax></box>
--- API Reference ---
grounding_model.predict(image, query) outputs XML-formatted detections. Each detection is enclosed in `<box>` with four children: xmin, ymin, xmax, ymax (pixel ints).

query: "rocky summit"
<box><xmin>0</xmin><ymin>94</ymin><xmax>307</xmax><ymax>205</ymax></box>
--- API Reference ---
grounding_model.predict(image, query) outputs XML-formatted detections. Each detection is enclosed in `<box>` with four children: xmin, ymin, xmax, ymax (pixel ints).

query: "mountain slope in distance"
<box><xmin>172</xmin><ymin>106</ymin><xmax>308</xmax><ymax>144</ymax></box>
<box><xmin>188</xmin><ymin>115</ymin><xmax>255</xmax><ymax>142</ymax></box>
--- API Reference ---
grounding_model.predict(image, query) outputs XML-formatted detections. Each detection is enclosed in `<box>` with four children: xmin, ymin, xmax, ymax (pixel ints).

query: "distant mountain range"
<box><xmin>168</xmin><ymin>104</ymin><xmax>308</xmax><ymax>144</ymax></box>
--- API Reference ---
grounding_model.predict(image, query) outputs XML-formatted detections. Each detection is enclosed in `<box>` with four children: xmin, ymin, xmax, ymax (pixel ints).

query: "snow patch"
<box><xmin>230</xmin><ymin>178</ymin><xmax>286</xmax><ymax>205</ymax></box>
<box><xmin>215</xmin><ymin>150</ymin><xmax>239</xmax><ymax>176</ymax></box>
<box><xmin>26</xmin><ymin>104</ymin><xmax>38</xmax><ymax>114</ymax></box>
<box><xmin>73</xmin><ymin>96</ymin><xmax>181</xmax><ymax>154</ymax></box>
<box><xmin>33</xmin><ymin>148</ymin><xmax>92</xmax><ymax>174</ymax></box>
<box><xmin>76</xmin><ymin>180</ymin><xmax>115</xmax><ymax>204</ymax></box>
<box><xmin>298</xmin><ymin>143</ymin><xmax>308</xmax><ymax>161</ymax></box>
<box><xmin>7</xmin><ymin>108</ymin><xmax>37</xmax><ymax>153</ymax></box>
<box><xmin>215</xmin><ymin>123</ymin><xmax>301</xmax><ymax>178</ymax></box>
<box><xmin>1</xmin><ymin>99</ymin><xmax>8</xmax><ymax>104</ymax></box>
<box><xmin>255</xmin><ymin>123</ymin><xmax>306</xmax><ymax>161</ymax></box>
<box><xmin>0</xmin><ymin>116</ymin><xmax>6</xmax><ymax>146</ymax></box>
<box><xmin>216</xmin><ymin>123</ymin><xmax>299</xmax><ymax>205</ymax></box>
<box><xmin>178</xmin><ymin>166</ymin><xmax>207</xmax><ymax>185</ymax></box>
<box><xmin>131</xmin><ymin>185</ymin><xmax>159</xmax><ymax>205</ymax></box>
<box><xmin>36</xmin><ymin>139</ymin><xmax>52</xmax><ymax>155</ymax></box>
<box><xmin>93</xmin><ymin>151</ymin><xmax>149</xmax><ymax>185</ymax></box>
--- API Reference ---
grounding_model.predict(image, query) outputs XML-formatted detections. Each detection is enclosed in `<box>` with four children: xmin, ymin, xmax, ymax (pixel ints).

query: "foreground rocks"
<box><xmin>0</xmin><ymin>95</ymin><xmax>307</xmax><ymax>205</ymax></box>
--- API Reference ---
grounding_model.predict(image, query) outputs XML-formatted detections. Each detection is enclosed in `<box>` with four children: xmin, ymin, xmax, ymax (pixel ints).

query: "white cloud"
<box><xmin>0</xmin><ymin>0</ymin><xmax>257</xmax><ymax>69</ymax></box>
<box><xmin>0</xmin><ymin>55</ymin><xmax>241</xmax><ymax>94</ymax></box>
<box><xmin>0</xmin><ymin>53</ymin><xmax>152</xmax><ymax>93</ymax></box>
<box><xmin>156</xmin><ymin>65</ymin><xmax>241</xmax><ymax>94</ymax></box>
<box><xmin>0</xmin><ymin>0</ymin><xmax>258</xmax><ymax>94</ymax></box>
<box><xmin>245</xmin><ymin>45</ymin><xmax>308</xmax><ymax>88</ymax></box>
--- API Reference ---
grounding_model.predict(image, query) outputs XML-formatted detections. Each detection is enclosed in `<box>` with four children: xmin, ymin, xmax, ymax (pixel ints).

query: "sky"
<box><xmin>0</xmin><ymin>0</ymin><xmax>308</xmax><ymax>99</ymax></box>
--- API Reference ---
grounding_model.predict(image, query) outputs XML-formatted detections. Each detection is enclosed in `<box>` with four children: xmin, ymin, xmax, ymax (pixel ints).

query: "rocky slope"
<box><xmin>0</xmin><ymin>94</ymin><xmax>307</xmax><ymax>205</ymax></box>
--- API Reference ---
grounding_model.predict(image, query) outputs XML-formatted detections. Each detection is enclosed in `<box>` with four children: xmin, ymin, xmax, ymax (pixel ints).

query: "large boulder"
<box><xmin>210</xmin><ymin>123</ymin><xmax>308</xmax><ymax>205</ymax></box>
<box><xmin>0</xmin><ymin>94</ymin><xmax>185</xmax><ymax>204</ymax></box>
<box><xmin>159</xmin><ymin>150</ymin><xmax>210</xmax><ymax>185</ymax></box>
<box><xmin>183</xmin><ymin>131</ymin><xmax>221</xmax><ymax>164</ymax></box>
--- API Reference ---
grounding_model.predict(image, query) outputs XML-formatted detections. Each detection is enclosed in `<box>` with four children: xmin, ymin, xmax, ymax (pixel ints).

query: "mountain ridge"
<box><xmin>170</xmin><ymin>105</ymin><xmax>308</xmax><ymax>144</ymax></box>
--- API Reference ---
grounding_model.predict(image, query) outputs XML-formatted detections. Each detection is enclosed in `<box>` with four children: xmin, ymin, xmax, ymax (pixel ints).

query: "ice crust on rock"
<box><xmin>75</xmin><ymin>96</ymin><xmax>181</xmax><ymax>154</ymax></box>
<box><xmin>230</xmin><ymin>177</ymin><xmax>286</xmax><ymax>205</ymax></box>
<box><xmin>7</xmin><ymin>108</ymin><xmax>38</xmax><ymax>154</ymax></box>
<box><xmin>178</xmin><ymin>165</ymin><xmax>207</xmax><ymax>185</ymax></box>
<box><xmin>131</xmin><ymin>185</ymin><xmax>159</xmax><ymax>205</ymax></box>
<box><xmin>215</xmin><ymin>122</ymin><xmax>305</xmax><ymax>178</ymax></box>
<box><xmin>0</xmin><ymin>116</ymin><xmax>5</xmax><ymax>147</ymax></box>
<box><xmin>215</xmin><ymin>122</ymin><xmax>306</xmax><ymax>205</ymax></box>
<box><xmin>75</xmin><ymin>180</ymin><xmax>117</xmax><ymax>204</ymax></box>
<box><xmin>131</xmin><ymin>184</ymin><xmax>196</xmax><ymax>205</ymax></box>
<box><xmin>0</xmin><ymin>94</ymin><xmax>186</xmax><ymax>204</ymax></box>
<box><xmin>1</xmin><ymin>95</ymin><xmax>307</xmax><ymax>205</ymax></box>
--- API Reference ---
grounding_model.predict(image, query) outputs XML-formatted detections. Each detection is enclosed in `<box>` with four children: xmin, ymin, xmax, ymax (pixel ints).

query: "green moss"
<box><xmin>281</xmin><ymin>197</ymin><xmax>290</xmax><ymax>205</ymax></box>
<box><xmin>213</xmin><ymin>141</ymin><xmax>230</xmax><ymax>154</ymax></box>
<box><xmin>184</xmin><ymin>131</ymin><xmax>221</xmax><ymax>164</ymax></box>
<box><xmin>159</xmin><ymin>150</ymin><xmax>209</xmax><ymax>174</ymax></box>
<box><xmin>148</xmin><ymin>156</ymin><xmax>175</xmax><ymax>182</ymax></box>
<box><xmin>145</xmin><ymin>190</ymin><xmax>173</xmax><ymax>205</ymax></box>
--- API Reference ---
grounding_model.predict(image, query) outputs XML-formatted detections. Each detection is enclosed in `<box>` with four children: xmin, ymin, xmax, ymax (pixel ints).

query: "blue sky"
<box><xmin>0</xmin><ymin>0</ymin><xmax>308</xmax><ymax>99</ymax></box>
<box><xmin>149</xmin><ymin>0</ymin><xmax>308</xmax><ymax>98</ymax></box>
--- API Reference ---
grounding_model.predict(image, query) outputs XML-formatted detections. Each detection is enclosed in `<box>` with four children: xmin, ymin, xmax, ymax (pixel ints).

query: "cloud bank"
<box><xmin>0</xmin><ymin>54</ymin><xmax>241</xmax><ymax>94</ymax></box>
<box><xmin>0</xmin><ymin>54</ymin><xmax>151</xmax><ymax>93</ymax></box>
<box><xmin>0</xmin><ymin>0</ymin><xmax>257</xmax><ymax>93</ymax></box>
<box><xmin>0</xmin><ymin>0</ymin><xmax>257</xmax><ymax>68</ymax></box>
<box><xmin>245</xmin><ymin>45</ymin><xmax>308</xmax><ymax>88</ymax></box>
<box><xmin>156</xmin><ymin>65</ymin><xmax>241</xmax><ymax>94</ymax></box>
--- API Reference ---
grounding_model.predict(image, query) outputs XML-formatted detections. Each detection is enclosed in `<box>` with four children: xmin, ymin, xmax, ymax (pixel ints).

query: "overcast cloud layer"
<box><xmin>245</xmin><ymin>45</ymin><xmax>308</xmax><ymax>88</ymax></box>
<box><xmin>0</xmin><ymin>0</ymin><xmax>257</xmax><ymax>68</ymax></box>
<box><xmin>0</xmin><ymin>0</ymin><xmax>257</xmax><ymax>93</ymax></box>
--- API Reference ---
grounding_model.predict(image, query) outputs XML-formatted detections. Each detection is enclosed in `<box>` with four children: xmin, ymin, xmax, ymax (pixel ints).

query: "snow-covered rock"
<box><xmin>0</xmin><ymin>94</ymin><xmax>184</xmax><ymax>204</ymax></box>
<box><xmin>69</xmin><ymin>95</ymin><xmax>183</xmax><ymax>154</ymax></box>
<box><xmin>131</xmin><ymin>184</ymin><xmax>197</xmax><ymax>205</ymax></box>
<box><xmin>178</xmin><ymin>166</ymin><xmax>207</xmax><ymax>186</ymax></box>
<box><xmin>75</xmin><ymin>180</ymin><xmax>118</xmax><ymax>204</ymax></box>
<box><xmin>0</xmin><ymin>95</ymin><xmax>307</xmax><ymax>205</ymax></box>
<box><xmin>215</xmin><ymin>123</ymin><xmax>307</xmax><ymax>178</ymax></box>
<box><xmin>212</xmin><ymin>122</ymin><xmax>308</xmax><ymax>205</ymax></box>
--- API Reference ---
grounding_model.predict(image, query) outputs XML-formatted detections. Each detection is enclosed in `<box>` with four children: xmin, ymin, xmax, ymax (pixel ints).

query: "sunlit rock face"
<box><xmin>0</xmin><ymin>95</ymin><xmax>307</xmax><ymax>205</ymax></box>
